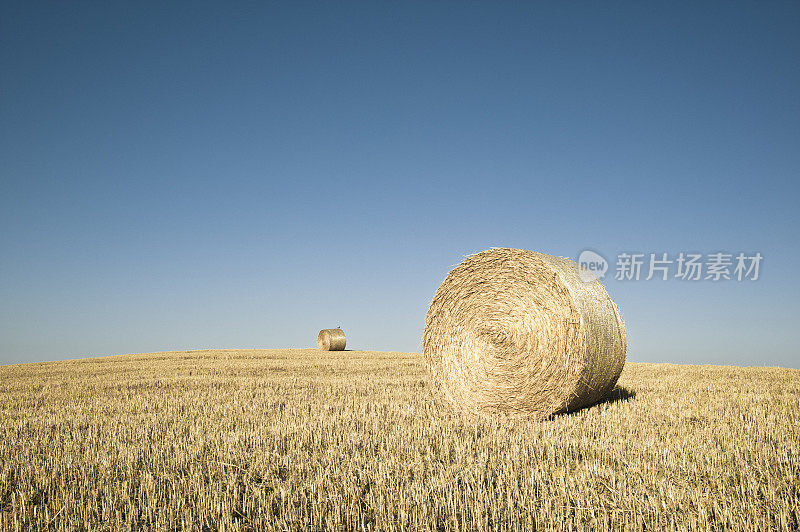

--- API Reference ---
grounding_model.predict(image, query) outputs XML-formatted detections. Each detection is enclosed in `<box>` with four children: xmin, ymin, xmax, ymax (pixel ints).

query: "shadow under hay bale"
<box><xmin>561</xmin><ymin>386</ymin><xmax>637</xmax><ymax>418</ymax></box>
<box><xmin>600</xmin><ymin>385</ymin><xmax>636</xmax><ymax>405</ymax></box>
<box><xmin>423</xmin><ymin>248</ymin><xmax>627</xmax><ymax>419</ymax></box>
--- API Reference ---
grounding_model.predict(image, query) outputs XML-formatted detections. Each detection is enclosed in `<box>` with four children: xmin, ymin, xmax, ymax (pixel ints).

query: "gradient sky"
<box><xmin>2</xmin><ymin>2</ymin><xmax>799</xmax><ymax>367</ymax></box>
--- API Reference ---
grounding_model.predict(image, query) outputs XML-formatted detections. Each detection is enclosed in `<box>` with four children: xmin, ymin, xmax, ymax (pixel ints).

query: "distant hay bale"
<box><xmin>318</xmin><ymin>328</ymin><xmax>346</xmax><ymax>351</ymax></box>
<box><xmin>423</xmin><ymin>248</ymin><xmax>626</xmax><ymax>418</ymax></box>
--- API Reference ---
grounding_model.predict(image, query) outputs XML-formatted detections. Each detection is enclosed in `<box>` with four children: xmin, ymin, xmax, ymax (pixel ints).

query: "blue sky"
<box><xmin>1</xmin><ymin>2</ymin><xmax>798</xmax><ymax>367</ymax></box>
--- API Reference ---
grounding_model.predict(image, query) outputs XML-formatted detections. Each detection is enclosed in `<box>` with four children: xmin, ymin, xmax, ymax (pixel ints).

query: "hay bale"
<box><xmin>318</xmin><ymin>328</ymin><xmax>346</xmax><ymax>351</ymax></box>
<box><xmin>423</xmin><ymin>248</ymin><xmax>626</xmax><ymax>418</ymax></box>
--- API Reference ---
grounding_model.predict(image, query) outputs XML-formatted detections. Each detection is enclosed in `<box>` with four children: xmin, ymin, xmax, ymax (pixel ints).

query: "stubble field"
<box><xmin>0</xmin><ymin>349</ymin><xmax>798</xmax><ymax>530</ymax></box>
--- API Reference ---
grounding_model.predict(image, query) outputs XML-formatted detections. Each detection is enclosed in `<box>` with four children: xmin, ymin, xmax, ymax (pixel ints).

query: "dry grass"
<box><xmin>1</xmin><ymin>349</ymin><xmax>798</xmax><ymax>530</ymax></box>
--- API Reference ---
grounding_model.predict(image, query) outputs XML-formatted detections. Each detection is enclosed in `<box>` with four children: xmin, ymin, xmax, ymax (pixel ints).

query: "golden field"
<box><xmin>0</xmin><ymin>349</ymin><xmax>798</xmax><ymax>530</ymax></box>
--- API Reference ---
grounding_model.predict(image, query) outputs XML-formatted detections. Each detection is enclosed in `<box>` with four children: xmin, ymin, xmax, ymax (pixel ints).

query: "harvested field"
<box><xmin>1</xmin><ymin>349</ymin><xmax>798</xmax><ymax>530</ymax></box>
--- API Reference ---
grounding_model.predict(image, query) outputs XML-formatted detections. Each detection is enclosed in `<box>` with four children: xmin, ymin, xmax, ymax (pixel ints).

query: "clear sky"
<box><xmin>1</xmin><ymin>2</ymin><xmax>798</xmax><ymax>367</ymax></box>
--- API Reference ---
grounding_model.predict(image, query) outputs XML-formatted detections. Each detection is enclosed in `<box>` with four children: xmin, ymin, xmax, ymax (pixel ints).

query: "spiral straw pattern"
<box><xmin>423</xmin><ymin>248</ymin><xmax>626</xmax><ymax>418</ymax></box>
<box><xmin>318</xmin><ymin>328</ymin><xmax>347</xmax><ymax>351</ymax></box>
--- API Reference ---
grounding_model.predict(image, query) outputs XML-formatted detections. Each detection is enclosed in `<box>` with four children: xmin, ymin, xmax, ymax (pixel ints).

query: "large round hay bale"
<box><xmin>423</xmin><ymin>248</ymin><xmax>626</xmax><ymax>418</ymax></box>
<box><xmin>318</xmin><ymin>328</ymin><xmax>346</xmax><ymax>351</ymax></box>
